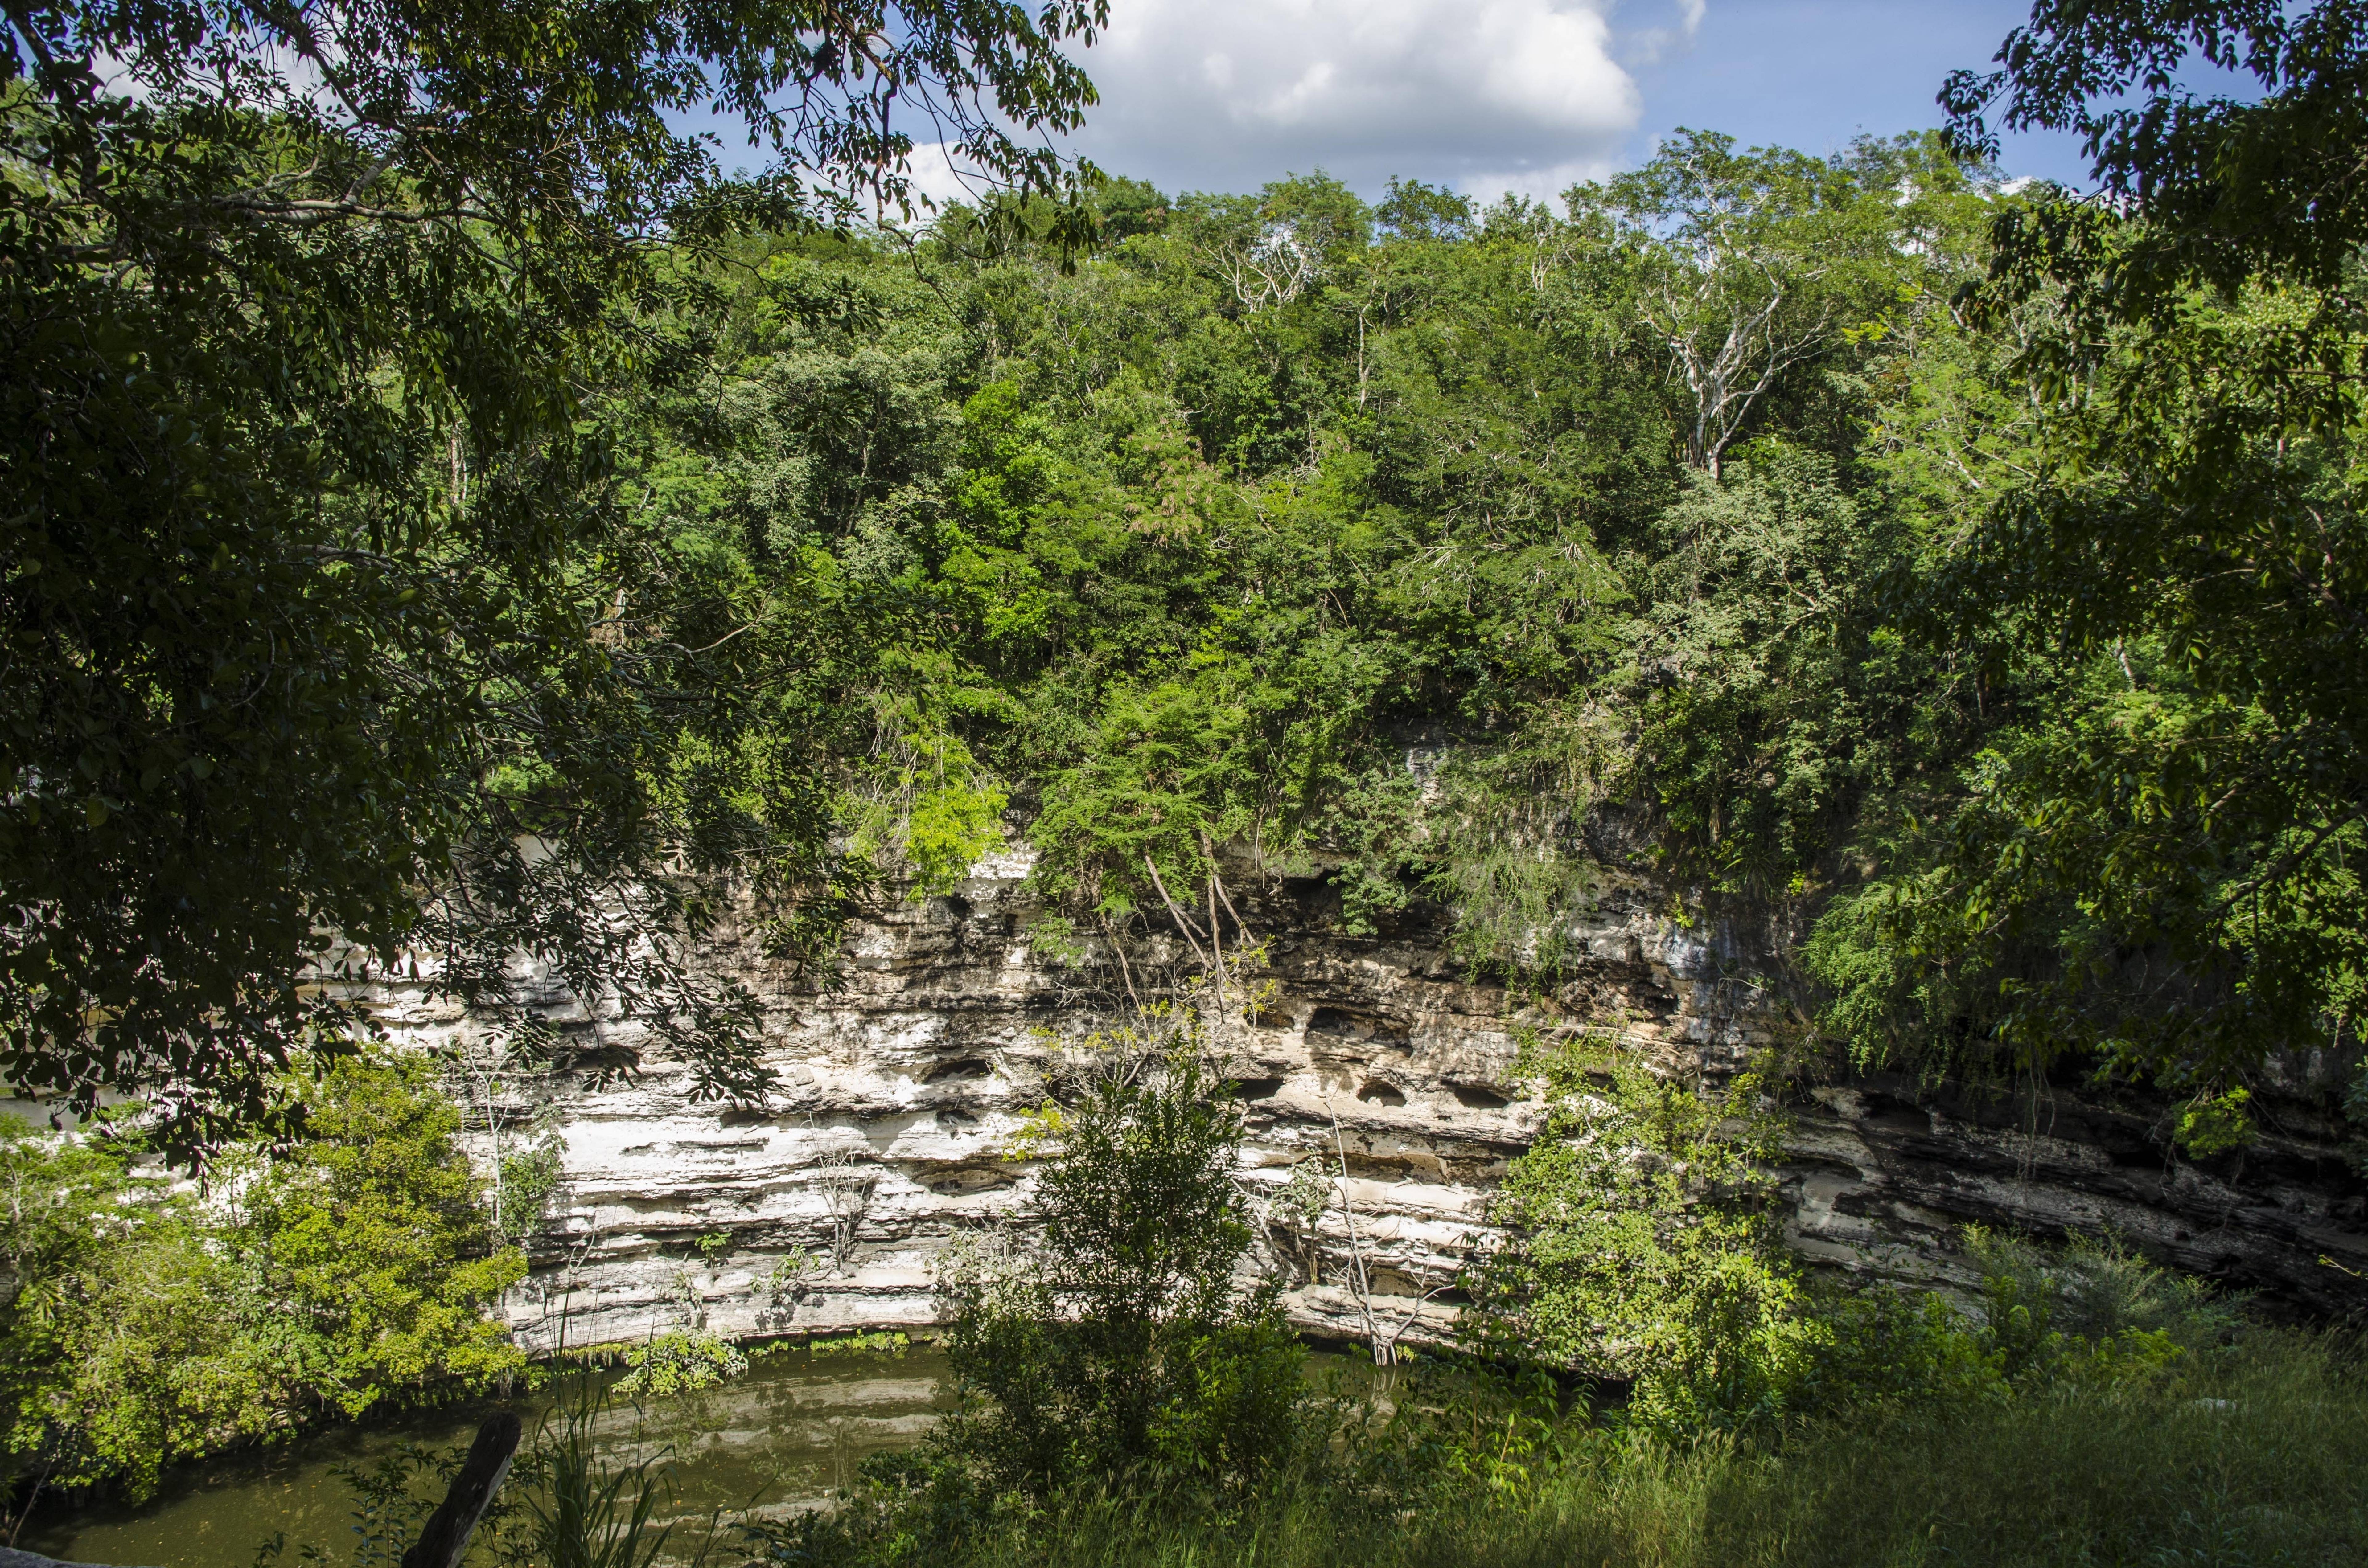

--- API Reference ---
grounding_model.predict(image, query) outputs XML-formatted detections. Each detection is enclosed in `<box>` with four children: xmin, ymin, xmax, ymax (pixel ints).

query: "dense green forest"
<box><xmin>5</xmin><ymin>0</ymin><xmax>2368</xmax><ymax>1560</ymax></box>
<box><xmin>529</xmin><ymin>118</ymin><xmax>2356</xmax><ymax>1154</ymax></box>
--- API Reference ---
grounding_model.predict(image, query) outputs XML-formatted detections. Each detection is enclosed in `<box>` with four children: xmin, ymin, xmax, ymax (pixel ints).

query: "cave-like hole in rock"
<box><xmin>568</xmin><ymin>1042</ymin><xmax>641</xmax><ymax>1074</ymax></box>
<box><xmin>1232</xmin><ymin>1076</ymin><xmax>1285</xmax><ymax>1101</ymax></box>
<box><xmin>1356</xmin><ymin>1081</ymin><xmax>1407</xmax><ymax>1107</ymax></box>
<box><xmin>1308</xmin><ymin>1006</ymin><xmax>1412</xmax><ymax>1049</ymax></box>
<box><xmin>922</xmin><ymin>1165</ymin><xmax>1016</xmax><ymax>1195</ymax></box>
<box><xmin>923</xmin><ymin>1057</ymin><xmax>993</xmax><ymax>1083</ymax></box>
<box><xmin>1450</xmin><ymin>1084</ymin><xmax>1510</xmax><ymax>1110</ymax></box>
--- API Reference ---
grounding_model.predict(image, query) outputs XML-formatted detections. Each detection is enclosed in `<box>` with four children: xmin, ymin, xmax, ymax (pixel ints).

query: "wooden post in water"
<box><xmin>400</xmin><ymin>1412</ymin><xmax>523</xmax><ymax>1568</ymax></box>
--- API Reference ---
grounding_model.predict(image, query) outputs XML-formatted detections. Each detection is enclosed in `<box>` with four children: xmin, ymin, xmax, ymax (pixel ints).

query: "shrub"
<box><xmin>1465</xmin><ymin>1029</ymin><xmax>2255</xmax><ymax>1435</ymax></box>
<box><xmin>613</xmin><ymin>1331</ymin><xmax>748</xmax><ymax>1399</ymax></box>
<box><xmin>0</xmin><ymin>1053</ymin><xmax>524</xmax><ymax>1500</ymax></box>
<box><xmin>1464</xmin><ymin>1031</ymin><xmax>1810</xmax><ymax>1433</ymax></box>
<box><xmin>931</xmin><ymin>1049</ymin><xmax>1312</xmax><ymax>1496</ymax></box>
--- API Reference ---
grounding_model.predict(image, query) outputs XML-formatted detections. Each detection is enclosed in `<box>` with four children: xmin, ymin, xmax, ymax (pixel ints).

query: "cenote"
<box><xmin>19</xmin><ymin>1341</ymin><xmax>954</xmax><ymax>1568</ymax></box>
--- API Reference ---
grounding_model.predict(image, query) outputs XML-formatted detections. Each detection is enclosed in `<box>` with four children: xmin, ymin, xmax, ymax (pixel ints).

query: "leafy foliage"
<box><xmin>1466</xmin><ymin>1032</ymin><xmax>1809</xmax><ymax>1431</ymax></box>
<box><xmin>1464</xmin><ymin>1031</ymin><xmax>2249</xmax><ymax>1434</ymax></box>
<box><xmin>0</xmin><ymin>0</ymin><xmax>1106</xmax><ymax>1153</ymax></box>
<box><xmin>1771</xmin><ymin>0</ymin><xmax>2368</xmax><ymax>1125</ymax></box>
<box><xmin>582</xmin><ymin>104</ymin><xmax>2368</xmax><ymax>1128</ymax></box>
<box><xmin>931</xmin><ymin>1051</ymin><xmax>1307</xmax><ymax>1496</ymax></box>
<box><xmin>614</xmin><ymin>1331</ymin><xmax>749</xmax><ymax>1400</ymax></box>
<box><xmin>0</xmin><ymin>1055</ymin><xmax>523</xmax><ymax>1499</ymax></box>
<box><xmin>226</xmin><ymin>1055</ymin><xmax>527</xmax><ymax>1416</ymax></box>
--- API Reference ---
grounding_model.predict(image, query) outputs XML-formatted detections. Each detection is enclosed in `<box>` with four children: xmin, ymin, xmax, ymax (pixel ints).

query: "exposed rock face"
<box><xmin>1788</xmin><ymin>1071</ymin><xmax>2368</xmax><ymax>1316</ymax></box>
<box><xmin>365</xmin><ymin>844</ymin><xmax>2368</xmax><ymax>1353</ymax></box>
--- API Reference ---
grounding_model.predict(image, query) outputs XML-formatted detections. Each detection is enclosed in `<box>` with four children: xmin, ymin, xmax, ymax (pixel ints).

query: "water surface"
<box><xmin>22</xmin><ymin>1343</ymin><xmax>950</xmax><ymax>1568</ymax></box>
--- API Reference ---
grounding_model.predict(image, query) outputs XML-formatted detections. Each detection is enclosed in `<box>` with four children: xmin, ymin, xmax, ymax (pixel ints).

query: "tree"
<box><xmin>1466</xmin><ymin>1032</ymin><xmax>1807</xmax><ymax>1433</ymax></box>
<box><xmin>0</xmin><ymin>1054</ymin><xmax>522</xmax><ymax>1500</ymax></box>
<box><xmin>0</xmin><ymin>0</ymin><xmax>1106</xmax><ymax>1153</ymax></box>
<box><xmin>1803</xmin><ymin>2</ymin><xmax>2368</xmax><ymax>1123</ymax></box>
<box><xmin>1180</xmin><ymin>171</ymin><xmax>1371</xmax><ymax>316</ymax></box>
<box><xmin>934</xmin><ymin>1053</ymin><xmax>1306</xmax><ymax>1495</ymax></box>
<box><xmin>1620</xmin><ymin>444</ymin><xmax>1955</xmax><ymax>898</ymax></box>
<box><xmin>229</xmin><ymin>1053</ymin><xmax>526</xmax><ymax>1418</ymax></box>
<box><xmin>0</xmin><ymin>1120</ymin><xmax>244</xmax><ymax>1499</ymax></box>
<box><xmin>1942</xmin><ymin>0</ymin><xmax>2368</xmax><ymax>294</ymax></box>
<box><xmin>1572</xmin><ymin>130</ymin><xmax>1920</xmax><ymax>480</ymax></box>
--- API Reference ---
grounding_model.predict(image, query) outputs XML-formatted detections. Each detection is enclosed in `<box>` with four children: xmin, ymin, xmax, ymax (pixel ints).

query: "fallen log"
<box><xmin>400</xmin><ymin>1412</ymin><xmax>524</xmax><ymax>1568</ymax></box>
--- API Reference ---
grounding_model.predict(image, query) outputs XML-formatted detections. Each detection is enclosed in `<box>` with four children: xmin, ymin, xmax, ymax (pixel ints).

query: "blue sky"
<box><xmin>1624</xmin><ymin>2</ymin><xmax>2093</xmax><ymax>184</ymax></box>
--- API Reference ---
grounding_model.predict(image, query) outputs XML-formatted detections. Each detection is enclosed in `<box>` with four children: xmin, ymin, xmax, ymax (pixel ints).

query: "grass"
<box><xmin>1696</xmin><ymin>1335</ymin><xmax>2361</xmax><ymax>1566</ymax></box>
<box><xmin>869</xmin><ymin>1333</ymin><xmax>2365</xmax><ymax>1568</ymax></box>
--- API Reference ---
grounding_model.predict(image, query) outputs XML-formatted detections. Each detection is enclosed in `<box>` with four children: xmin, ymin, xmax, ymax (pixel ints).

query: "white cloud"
<box><xmin>1621</xmin><ymin>0</ymin><xmax>1707</xmax><ymax>68</ymax></box>
<box><xmin>1456</xmin><ymin>155</ymin><xmax>1617</xmax><ymax>208</ymax></box>
<box><xmin>898</xmin><ymin>141</ymin><xmax>998</xmax><ymax>213</ymax></box>
<box><xmin>1066</xmin><ymin>0</ymin><xmax>1665</xmax><ymax>201</ymax></box>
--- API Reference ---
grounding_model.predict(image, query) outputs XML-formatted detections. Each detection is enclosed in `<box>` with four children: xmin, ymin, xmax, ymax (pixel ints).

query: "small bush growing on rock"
<box><xmin>614</xmin><ymin>1330</ymin><xmax>747</xmax><ymax>1399</ymax></box>
<box><xmin>811</xmin><ymin>1332</ymin><xmax>909</xmax><ymax>1359</ymax></box>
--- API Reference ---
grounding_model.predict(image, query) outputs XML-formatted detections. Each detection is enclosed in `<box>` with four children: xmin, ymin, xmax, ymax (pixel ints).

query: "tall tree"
<box><xmin>0</xmin><ymin>0</ymin><xmax>1104</xmax><ymax>1152</ymax></box>
<box><xmin>1572</xmin><ymin>130</ymin><xmax>1921</xmax><ymax>480</ymax></box>
<box><xmin>1811</xmin><ymin>2</ymin><xmax>2368</xmax><ymax>1132</ymax></box>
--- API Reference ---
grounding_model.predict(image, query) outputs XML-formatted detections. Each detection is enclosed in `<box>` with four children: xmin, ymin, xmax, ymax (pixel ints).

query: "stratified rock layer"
<box><xmin>363</xmin><ymin>845</ymin><xmax>2368</xmax><ymax>1351</ymax></box>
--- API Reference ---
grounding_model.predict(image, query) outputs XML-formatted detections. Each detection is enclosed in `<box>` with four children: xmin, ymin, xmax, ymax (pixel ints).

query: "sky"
<box><xmin>870</xmin><ymin>0</ymin><xmax>2106</xmax><ymax>208</ymax></box>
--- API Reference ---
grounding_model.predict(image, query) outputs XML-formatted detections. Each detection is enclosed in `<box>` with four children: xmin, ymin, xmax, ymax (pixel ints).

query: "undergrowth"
<box><xmin>741</xmin><ymin>1331</ymin><xmax>2363</xmax><ymax>1568</ymax></box>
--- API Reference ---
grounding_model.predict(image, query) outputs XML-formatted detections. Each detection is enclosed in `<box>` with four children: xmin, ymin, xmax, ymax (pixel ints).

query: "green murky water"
<box><xmin>19</xmin><ymin>1345</ymin><xmax>952</xmax><ymax>1568</ymax></box>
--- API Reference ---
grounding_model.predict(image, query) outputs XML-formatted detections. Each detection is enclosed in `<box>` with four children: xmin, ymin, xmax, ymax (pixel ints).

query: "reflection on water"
<box><xmin>21</xmin><ymin>1344</ymin><xmax>953</xmax><ymax>1568</ymax></box>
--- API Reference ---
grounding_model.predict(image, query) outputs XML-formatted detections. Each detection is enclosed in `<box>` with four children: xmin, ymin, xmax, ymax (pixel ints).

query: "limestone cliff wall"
<box><xmin>361</xmin><ymin>844</ymin><xmax>2368</xmax><ymax>1353</ymax></box>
